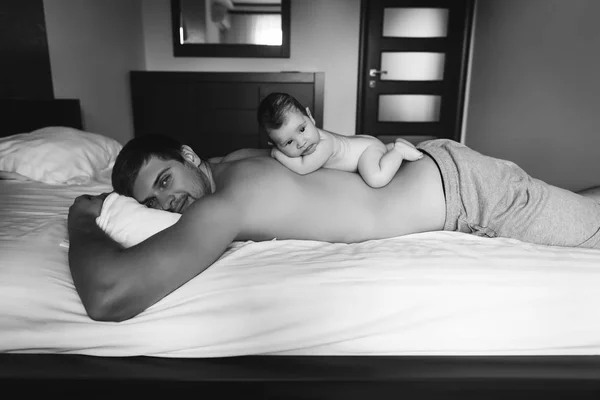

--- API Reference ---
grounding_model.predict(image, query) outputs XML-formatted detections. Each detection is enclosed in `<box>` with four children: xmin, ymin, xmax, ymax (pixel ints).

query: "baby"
<box><xmin>257</xmin><ymin>92</ymin><xmax>424</xmax><ymax>188</ymax></box>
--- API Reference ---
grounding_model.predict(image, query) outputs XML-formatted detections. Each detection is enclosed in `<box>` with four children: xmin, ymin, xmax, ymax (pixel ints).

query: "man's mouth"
<box><xmin>174</xmin><ymin>195</ymin><xmax>187</xmax><ymax>213</ymax></box>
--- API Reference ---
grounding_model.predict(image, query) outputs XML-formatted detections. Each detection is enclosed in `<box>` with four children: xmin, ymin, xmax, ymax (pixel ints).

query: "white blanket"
<box><xmin>2</xmin><ymin>180</ymin><xmax>600</xmax><ymax>357</ymax></box>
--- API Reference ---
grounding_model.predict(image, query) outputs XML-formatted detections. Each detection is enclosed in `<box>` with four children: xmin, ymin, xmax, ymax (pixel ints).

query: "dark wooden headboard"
<box><xmin>1</xmin><ymin>98</ymin><xmax>83</xmax><ymax>138</ymax></box>
<box><xmin>130</xmin><ymin>71</ymin><xmax>324</xmax><ymax>159</ymax></box>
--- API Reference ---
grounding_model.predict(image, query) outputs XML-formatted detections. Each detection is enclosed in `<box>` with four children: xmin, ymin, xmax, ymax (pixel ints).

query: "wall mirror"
<box><xmin>171</xmin><ymin>0</ymin><xmax>290</xmax><ymax>58</ymax></box>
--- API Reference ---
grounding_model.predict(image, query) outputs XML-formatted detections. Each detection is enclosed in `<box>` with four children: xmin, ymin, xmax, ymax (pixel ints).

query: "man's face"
<box><xmin>269</xmin><ymin>108</ymin><xmax>320</xmax><ymax>158</ymax></box>
<box><xmin>132</xmin><ymin>156</ymin><xmax>209</xmax><ymax>213</ymax></box>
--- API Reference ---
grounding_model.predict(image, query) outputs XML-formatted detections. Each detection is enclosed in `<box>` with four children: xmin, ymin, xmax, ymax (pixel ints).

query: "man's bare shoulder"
<box><xmin>215</xmin><ymin>156</ymin><xmax>294</xmax><ymax>194</ymax></box>
<box><xmin>219</xmin><ymin>148</ymin><xmax>271</xmax><ymax>163</ymax></box>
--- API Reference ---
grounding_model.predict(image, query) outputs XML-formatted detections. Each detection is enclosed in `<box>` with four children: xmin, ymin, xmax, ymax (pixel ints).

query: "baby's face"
<box><xmin>269</xmin><ymin>109</ymin><xmax>320</xmax><ymax>158</ymax></box>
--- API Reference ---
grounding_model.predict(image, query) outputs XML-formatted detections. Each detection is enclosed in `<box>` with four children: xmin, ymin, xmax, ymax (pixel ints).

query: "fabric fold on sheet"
<box><xmin>95</xmin><ymin>192</ymin><xmax>181</xmax><ymax>248</ymax></box>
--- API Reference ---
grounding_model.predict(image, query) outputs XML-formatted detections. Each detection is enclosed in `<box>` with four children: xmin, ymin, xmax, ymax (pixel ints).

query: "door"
<box><xmin>356</xmin><ymin>0</ymin><xmax>474</xmax><ymax>143</ymax></box>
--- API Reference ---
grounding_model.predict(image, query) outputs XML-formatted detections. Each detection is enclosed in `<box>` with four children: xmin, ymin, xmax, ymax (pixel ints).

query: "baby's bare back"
<box><xmin>323</xmin><ymin>131</ymin><xmax>386</xmax><ymax>172</ymax></box>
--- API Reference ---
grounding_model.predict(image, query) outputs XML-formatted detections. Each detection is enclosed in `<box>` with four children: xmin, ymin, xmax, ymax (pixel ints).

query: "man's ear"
<box><xmin>305</xmin><ymin>107</ymin><xmax>316</xmax><ymax>125</ymax></box>
<box><xmin>181</xmin><ymin>145</ymin><xmax>200</xmax><ymax>166</ymax></box>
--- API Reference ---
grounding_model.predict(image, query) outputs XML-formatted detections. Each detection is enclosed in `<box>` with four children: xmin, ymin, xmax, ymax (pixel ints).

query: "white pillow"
<box><xmin>96</xmin><ymin>192</ymin><xmax>181</xmax><ymax>248</ymax></box>
<box><xmin>0</xmin><ymin>126</ymin><xmax>122</xmax><ymax>185</ymax></box>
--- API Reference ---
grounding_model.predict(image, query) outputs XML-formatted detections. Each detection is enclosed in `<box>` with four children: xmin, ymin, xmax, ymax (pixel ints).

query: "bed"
<box><xmin>2</xmin><ymin>98</ymin><xmax>600</xmax><ymax>399</ymax></box>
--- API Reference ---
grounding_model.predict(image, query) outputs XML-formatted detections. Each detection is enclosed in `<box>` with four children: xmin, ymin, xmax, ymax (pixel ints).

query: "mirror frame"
<box><xmin>171</xmin><ymin>0</ymin><xmax>291</xmax><ymax>58</ymax></box>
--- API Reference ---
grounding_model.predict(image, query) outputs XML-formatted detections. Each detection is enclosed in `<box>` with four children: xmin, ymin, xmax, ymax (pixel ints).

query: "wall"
<box><xmin>465</xmin><ymin>0</ymin><xmax>600</xmax><ymax>191</ymax></box>
<box><xmin>40</xmin><ymin>0</ymin><xmax>600</xmax><ymax>189</ymax></box>
<box><xmin>0</xmin><ymin>0</ymin><xmax>53</xmax><ymax>99</ymax></box>
<box><xmin>141</xmin><ymin>0</ymin><xmax>361</xmax><ymax>135</ymax></box>
<box><xmin>43</xmin><ymin>0</ymin><xmax>146</xmax><ymax>145</ymax></box>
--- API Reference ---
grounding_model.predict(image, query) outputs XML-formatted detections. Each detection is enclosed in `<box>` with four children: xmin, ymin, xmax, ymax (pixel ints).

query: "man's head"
<box><xmin>112</xmin><ymin>135</ymin><xmax>213</xmax><ymax>213</ymax></box>
<box><xmin>257</xmin><ymin>92</ymin><xmax>320</xmax><ymax>157</ymax></box>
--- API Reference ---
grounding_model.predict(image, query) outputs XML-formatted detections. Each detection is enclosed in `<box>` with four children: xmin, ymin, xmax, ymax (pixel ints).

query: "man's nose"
<box><xmin>157</xmin><ymin>194</ymin><xmax>175</xmax><ymax>211</ymax></box>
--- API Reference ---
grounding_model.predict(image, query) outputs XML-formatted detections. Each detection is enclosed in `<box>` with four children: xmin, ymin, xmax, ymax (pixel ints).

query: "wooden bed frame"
<box><xmin>1</xmin><ymin>98</ymin><xmax>83</xmax><ymax>136</ymax></box>
<box><xmin>2</xmin><ymin>96</ymin><xmax>600</xmax><ymax>399</ymax></box>
<box><xmin>4</xmin><ymin>353</ymin><xmax>600</xmax><ymax>398</ymax></box>
<box><xmin>130</xmin><ymin>71</ymin><xmax>325</xmax><ymax>158</ymax></box>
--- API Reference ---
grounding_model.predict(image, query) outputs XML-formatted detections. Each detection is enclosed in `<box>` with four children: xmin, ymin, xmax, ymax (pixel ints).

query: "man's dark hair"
<box><xmin>111</xmin><ymin>135</ymin><xmax>186</xmax><ymax>197</ymax></box>
<box><xmin>257</xmin><ymin>92</ymin><xmax>307</xmax><ymax>133</ymax></box>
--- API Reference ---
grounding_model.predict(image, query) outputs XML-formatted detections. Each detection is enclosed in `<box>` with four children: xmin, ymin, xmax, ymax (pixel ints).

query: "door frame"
<box><xmin>355</xmin><ymin>0</ymin><xmax>475</xmax><ymax>141</ymax></box>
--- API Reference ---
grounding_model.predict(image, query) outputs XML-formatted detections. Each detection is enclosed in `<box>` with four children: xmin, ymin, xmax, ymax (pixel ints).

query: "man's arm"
<box><xmin>271</xmin><ymin>139</ymin><xmax>334</xmax><ymax>175</ymax></box>
<box><xmin>68</xmin><ymin>193</ymin><xmax>241</xmax><ymax>322</ymax></box>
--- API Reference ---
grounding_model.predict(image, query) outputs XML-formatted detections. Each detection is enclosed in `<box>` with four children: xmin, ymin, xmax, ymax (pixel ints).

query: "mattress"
<box><xmin>2</xmin><ymin>179</ymin><xmax>600</xmax><ymax>357</ymax></box>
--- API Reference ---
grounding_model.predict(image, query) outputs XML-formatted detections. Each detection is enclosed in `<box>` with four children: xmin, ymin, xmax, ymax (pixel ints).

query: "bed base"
<box><xmin>2</xmin><ymin>354</ymin><xmax>600</xmax><ymax>399</ymax></box>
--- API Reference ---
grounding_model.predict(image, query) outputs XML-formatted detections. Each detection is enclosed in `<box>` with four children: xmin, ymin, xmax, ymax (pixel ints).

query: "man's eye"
<box><xmin>147</xmin><ymin>198</ymin><xmax>157</xmax><ymax>208</ymax></box>
<box><xmin>160</xmin><ymin>175</ymin><xmax>170</xmax><ymax>188</ymax></box>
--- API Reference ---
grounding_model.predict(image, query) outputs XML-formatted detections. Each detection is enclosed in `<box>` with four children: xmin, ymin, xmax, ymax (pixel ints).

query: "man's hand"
<box><xmin>68</xmin><ymin>192</ymin><xmax>111</xmax><ymax>231</ymax></box>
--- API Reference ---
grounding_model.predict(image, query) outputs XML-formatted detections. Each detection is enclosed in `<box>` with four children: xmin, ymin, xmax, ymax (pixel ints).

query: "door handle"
<box><xmin>369</xmin><ymin>69</ymin><xmax>388</xmax><ymax>77</ymax></box>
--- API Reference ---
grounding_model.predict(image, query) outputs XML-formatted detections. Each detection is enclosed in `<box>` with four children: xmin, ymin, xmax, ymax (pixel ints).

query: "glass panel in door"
<box><xmin>382</xmin><ymin>8</ymin><xmax>449</xmax><ymax>38</ymax></box>
<box><xmin>380</xmin><ymin>52</ymin><xmax>445</xmax><ymax>81</ymax></box>
<box><xmin>378</xmin><ymin>94</ymin><xmax>441</xmax><ymax>122</ymax></box>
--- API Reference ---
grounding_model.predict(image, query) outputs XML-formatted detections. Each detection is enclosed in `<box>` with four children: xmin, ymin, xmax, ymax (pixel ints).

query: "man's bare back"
<box><xmin>216</xmin><ymin>154</ymin><xmax>446</xmax><ymax>243</ymax></box>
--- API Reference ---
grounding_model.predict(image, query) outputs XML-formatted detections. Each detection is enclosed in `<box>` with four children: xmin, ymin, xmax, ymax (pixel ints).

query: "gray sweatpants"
<box><xmin>417</xmin><ymin>139</ymin><xmax>600</xmax><ymax>249</ymax></box>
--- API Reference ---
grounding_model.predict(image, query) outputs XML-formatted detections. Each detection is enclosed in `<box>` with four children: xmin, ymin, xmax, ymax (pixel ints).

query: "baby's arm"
<box><xmin>271</xmin><ymin>137</ymin><xmax>334</xmax><ymax>175</ymax></box>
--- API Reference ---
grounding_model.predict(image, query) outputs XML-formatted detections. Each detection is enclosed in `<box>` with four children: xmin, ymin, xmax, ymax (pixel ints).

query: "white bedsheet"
<box><xmin>2</xmin><ymin>180</ymin><xmax>600</xmax><ymax>357</ymax></box>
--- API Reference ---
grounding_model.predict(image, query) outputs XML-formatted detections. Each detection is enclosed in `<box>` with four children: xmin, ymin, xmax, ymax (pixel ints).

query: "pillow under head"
<box><xmin>96</xmin><ymin>192</ymin><xmax>181</xmax><ymax>248</ymax></box>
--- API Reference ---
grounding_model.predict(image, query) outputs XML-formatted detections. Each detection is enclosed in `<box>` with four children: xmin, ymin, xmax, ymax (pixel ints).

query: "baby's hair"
<box><xmin>257</xmin><ymin>92</ymin><xmax>307</xmax><ymax>134</ymax></box>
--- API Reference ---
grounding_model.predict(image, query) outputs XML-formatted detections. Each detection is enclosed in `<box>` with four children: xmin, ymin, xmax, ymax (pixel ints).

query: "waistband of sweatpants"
<box><xmin>417</xmin><ymin>142</ymin><xmax>461</xmax><ymax>232</ymax></box>
<box><xmin>578</xmin><ymin>224</ymin><xmax>600</xmax><ymax>249</ymax></box>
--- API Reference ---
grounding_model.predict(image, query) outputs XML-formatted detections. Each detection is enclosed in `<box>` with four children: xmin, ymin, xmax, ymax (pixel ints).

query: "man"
<box><xmin>68</xmin><ymin>135</ymin><xmax>600</xmax><ymax>323</ymax></box>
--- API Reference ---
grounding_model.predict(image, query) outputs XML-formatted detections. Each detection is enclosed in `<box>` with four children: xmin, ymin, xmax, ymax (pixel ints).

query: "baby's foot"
<box><xmin>391</xmin><ymin>140</ymin><xmax>423</xmax><ymax>161</ymax></box>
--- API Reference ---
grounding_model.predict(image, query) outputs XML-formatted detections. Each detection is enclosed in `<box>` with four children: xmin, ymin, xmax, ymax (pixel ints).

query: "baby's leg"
<box><xmin>357</xmin><ymin>140</ymin><xmax>422</xmax><ymax>188</ymax></box>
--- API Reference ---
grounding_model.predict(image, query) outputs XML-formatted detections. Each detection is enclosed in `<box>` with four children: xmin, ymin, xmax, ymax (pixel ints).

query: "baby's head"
<box><xmin>257</xmin><ymin>92</ymin><xmax>320</xmax><ymax>157</ymax></box>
